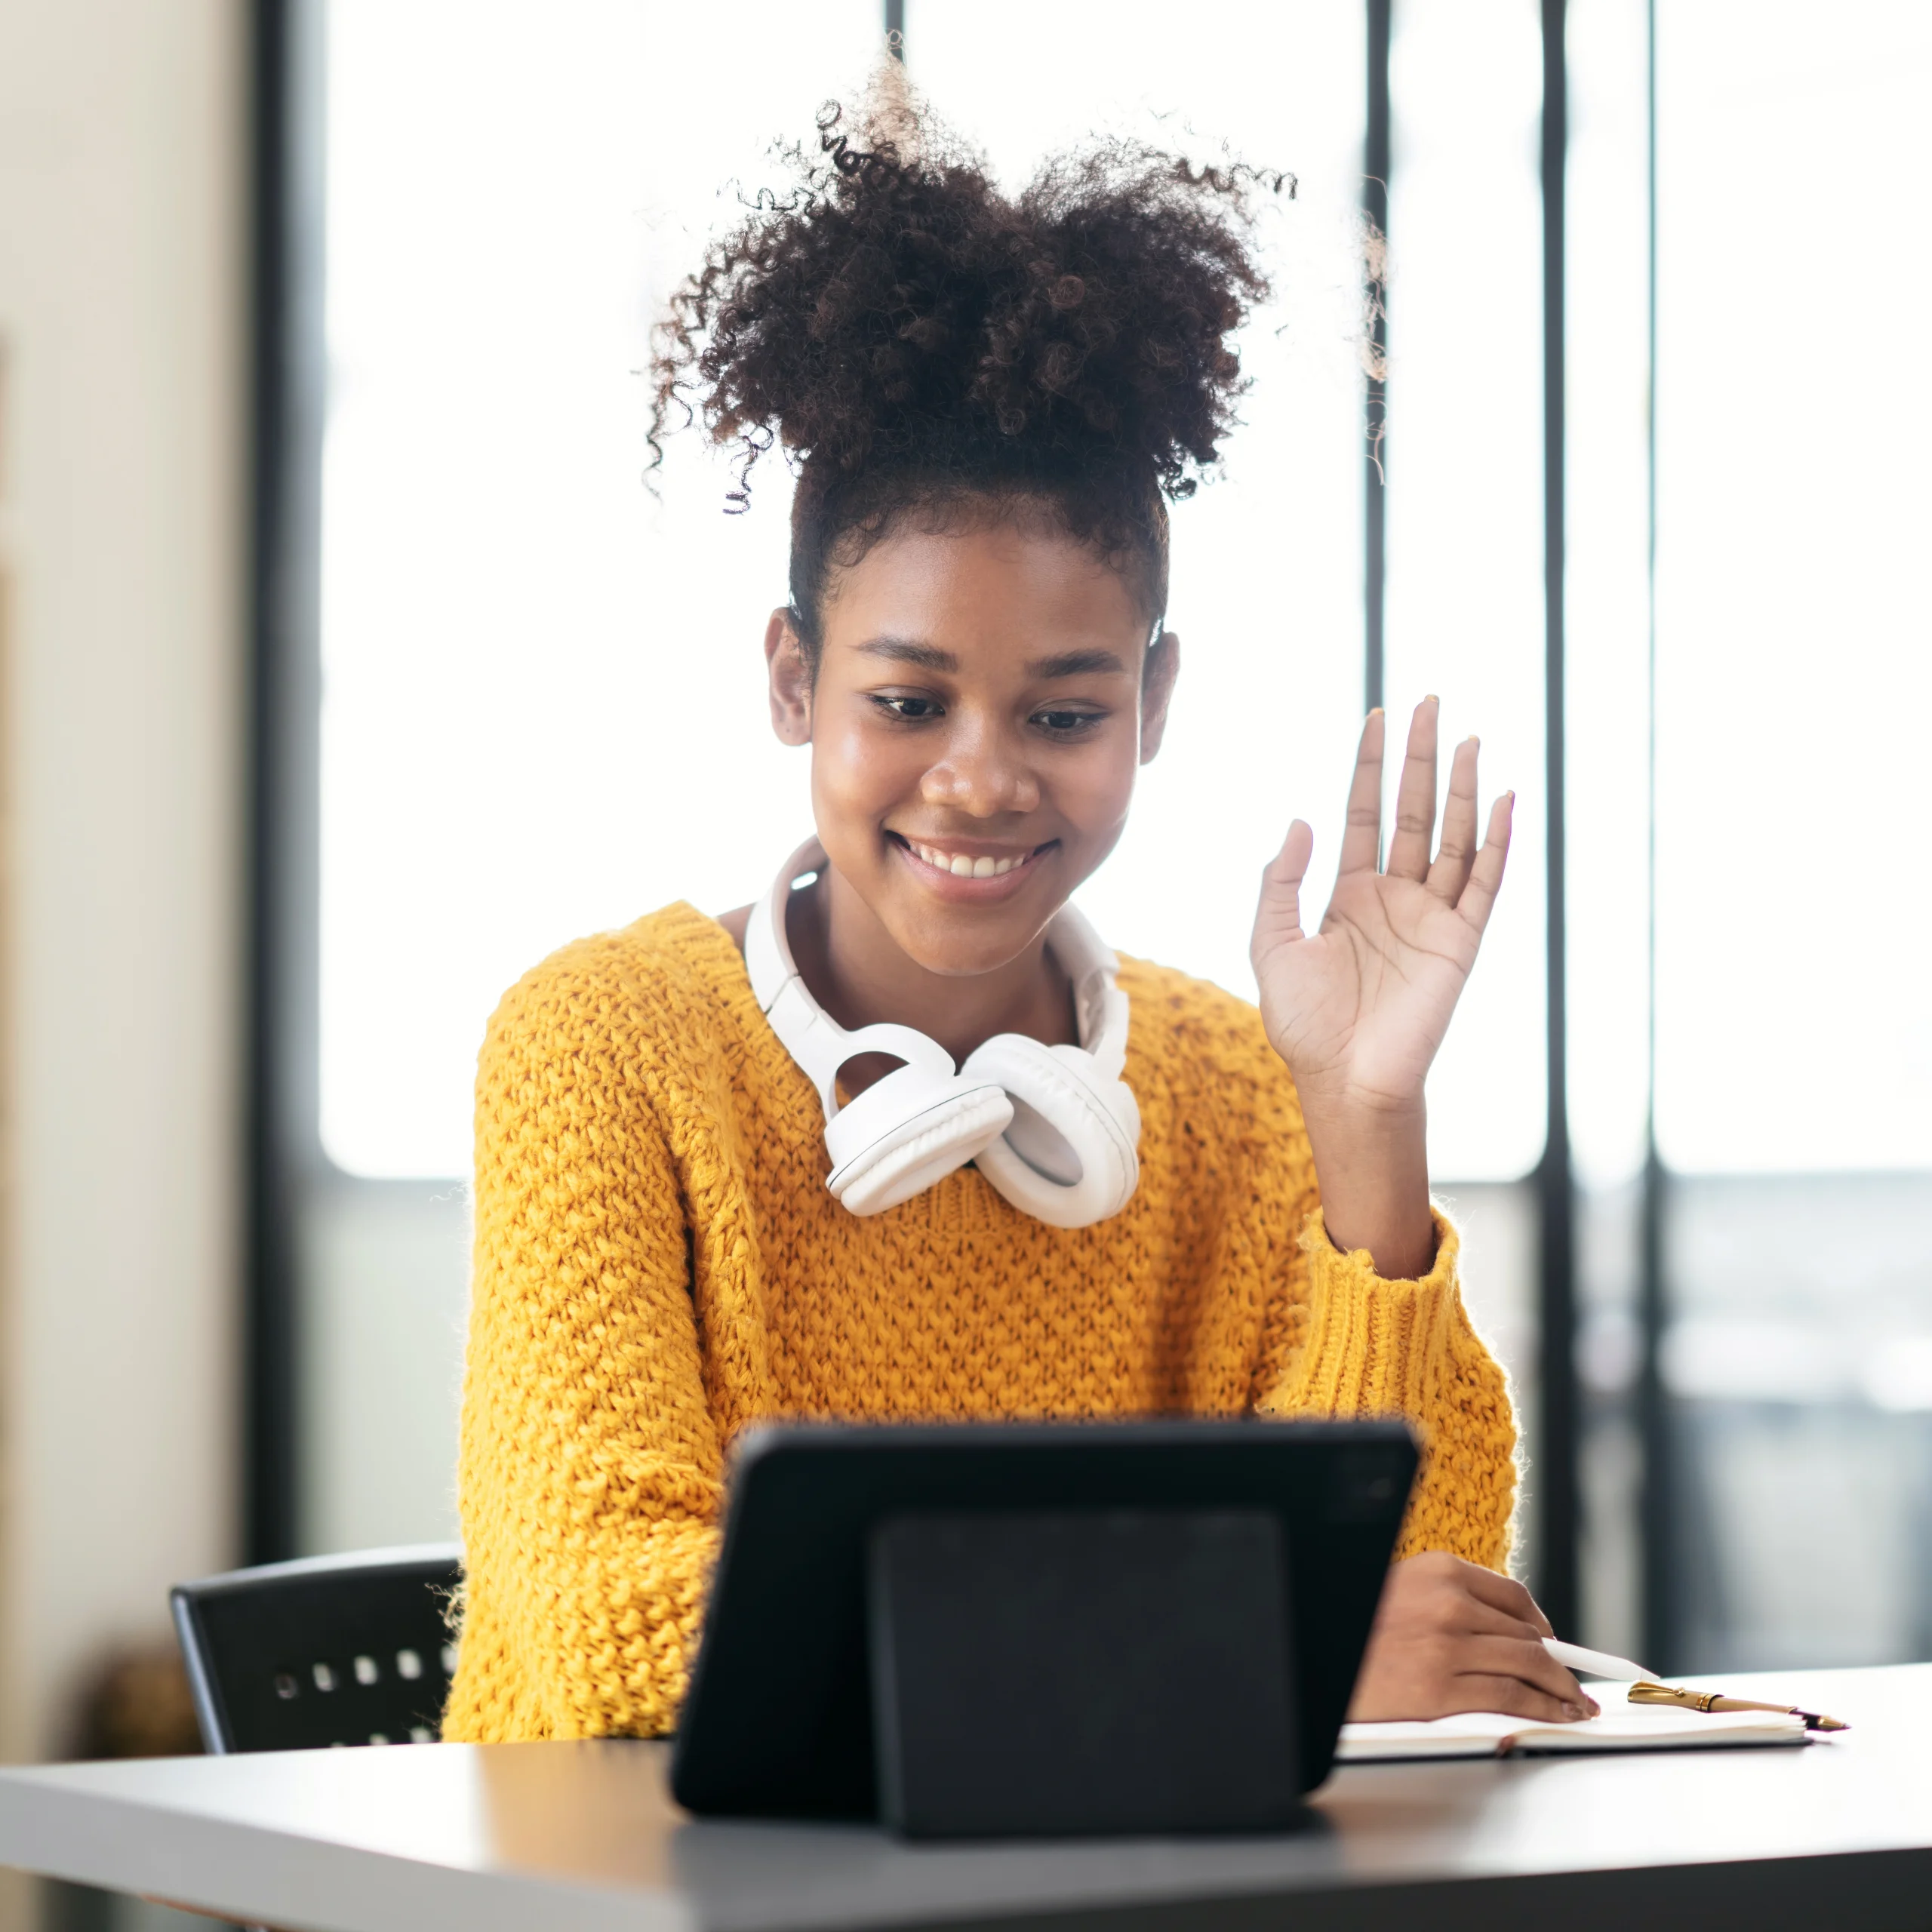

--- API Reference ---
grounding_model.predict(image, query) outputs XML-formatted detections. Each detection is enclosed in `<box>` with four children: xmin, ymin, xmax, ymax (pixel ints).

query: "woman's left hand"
<box><xmin>1251</xmin><ymin>698</ymin><xmax>1512</xmax><ymax>1276</ymax></box>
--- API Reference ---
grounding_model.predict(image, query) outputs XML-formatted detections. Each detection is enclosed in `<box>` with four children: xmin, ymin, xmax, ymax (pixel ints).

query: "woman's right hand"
<box><xmin>1346</xmin><ymin>1550</ymin><xmax>1598</xmax><ymax>1724</ymax></box>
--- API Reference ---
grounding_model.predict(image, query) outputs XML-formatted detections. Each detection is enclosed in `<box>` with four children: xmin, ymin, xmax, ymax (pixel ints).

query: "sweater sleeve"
<box><xmin>443</xmin><ymin>951</ymin><xmax>724</xmax><ymax>1743</ymax></box>
<box><xmin>1254</xmin><ymin>1206</ymin><xmax>1519</xmax><ymax>1571</ymax></box>
<box><xmin>1138</xmin><ymin>969</ymin><xmax>1519</xmax><ymax>1573</ymax></box>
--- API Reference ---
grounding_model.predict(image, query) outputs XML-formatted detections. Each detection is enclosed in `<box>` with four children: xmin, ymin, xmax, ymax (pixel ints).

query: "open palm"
<box><xmin>1251</xmin><ymin>700</ymin><xmax>1512</xmax><ymax>1117</ymax></box>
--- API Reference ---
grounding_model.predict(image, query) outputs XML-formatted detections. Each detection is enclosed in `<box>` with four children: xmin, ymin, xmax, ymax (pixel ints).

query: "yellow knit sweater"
<box><xmin>443</xmin><ymin>902</ymin><xmax>1518</xmax><ymax>1744</ymax></box>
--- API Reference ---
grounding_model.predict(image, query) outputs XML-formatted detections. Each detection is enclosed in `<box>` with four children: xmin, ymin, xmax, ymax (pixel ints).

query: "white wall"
<box><xmin>0</xmin><ymin>0</ymin><xmax>244</xmax><ymax>1798</ymax></box>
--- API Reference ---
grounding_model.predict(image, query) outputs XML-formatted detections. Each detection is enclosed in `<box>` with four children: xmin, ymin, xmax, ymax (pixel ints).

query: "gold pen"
<box><xmin>1628</xmin><ymin>1681</ymin><xmax>1849</xmax><ymax>1733</ymax></box>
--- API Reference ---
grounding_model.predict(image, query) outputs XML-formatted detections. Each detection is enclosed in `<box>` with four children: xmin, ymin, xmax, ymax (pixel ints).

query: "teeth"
<box><xmin>910</xmin><ymin>842</ymin><xmax>1024</xmax><ymax>878</ymax></box>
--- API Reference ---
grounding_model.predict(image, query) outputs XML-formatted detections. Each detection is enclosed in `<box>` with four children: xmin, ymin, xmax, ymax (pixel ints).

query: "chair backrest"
<box><xmin>171</xmin><ymin>1544</ymin><xmax>463</xmax><ymax>1753</ymax></box>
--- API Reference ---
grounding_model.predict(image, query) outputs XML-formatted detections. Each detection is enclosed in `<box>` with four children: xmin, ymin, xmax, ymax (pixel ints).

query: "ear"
<box><xmin>1139</xmin><ymin>630</ymin><xmax>1181</xmax><ymax>764</ymax></box>
<box><xmin>765</xmin><ymin>608</ymin><xmax>813</xmax><ymax>746</ymax></box>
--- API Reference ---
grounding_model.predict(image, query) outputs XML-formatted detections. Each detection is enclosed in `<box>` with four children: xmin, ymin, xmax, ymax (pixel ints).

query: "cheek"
<box><xmin>1056</xmin><ymin>728</ymin><xmax>1143</xmax><ymax>837</ymax></box>
<box><xmin>810</xmin><ymin>708</ymin><xmax>924</xmax><ymax>821</ymax></box>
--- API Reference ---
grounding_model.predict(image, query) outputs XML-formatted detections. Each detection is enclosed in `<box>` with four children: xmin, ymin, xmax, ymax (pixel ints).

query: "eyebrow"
<box><xmin>856</xmin><ymin>637</ymin><xmax>957</xmax><ymax>672</ymax></box>
<box><xmin>854</xmin><ymin>638</ymin><xmax>1128</xmax><ymax>679</ymax></box>
<box><xmin>1027</xmin><ymin>648</ymin><xmax>1128</xmax><ymax>679</ymax></box>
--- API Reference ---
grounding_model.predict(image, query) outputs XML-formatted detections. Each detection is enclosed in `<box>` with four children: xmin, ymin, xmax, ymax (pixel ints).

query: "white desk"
<box><xmin>1</xmin><ymin>1666</ymin><xmax>1929</xmax><ymax>1931</ymax></box>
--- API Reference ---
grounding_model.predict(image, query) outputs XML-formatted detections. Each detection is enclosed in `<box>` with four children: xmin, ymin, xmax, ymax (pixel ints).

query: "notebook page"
<box><xmin>1338</xmin><ymin>1703</ymin><xmax>1807</xmax><ymax>1762</ymax></box>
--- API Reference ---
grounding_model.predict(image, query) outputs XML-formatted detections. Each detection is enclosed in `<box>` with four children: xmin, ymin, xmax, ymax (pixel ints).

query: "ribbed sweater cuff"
<box><xmin>1290</xmin><ymin>1205</ymin><xmax>1463</xmax><ymax>1417</ymax></box>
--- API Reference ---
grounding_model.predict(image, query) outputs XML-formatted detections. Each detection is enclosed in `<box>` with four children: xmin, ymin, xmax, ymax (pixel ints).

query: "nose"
<box><xmin>919</xmin><ymin>715</ymin><xmax>1041</xmax><ymax>818</ymax></box>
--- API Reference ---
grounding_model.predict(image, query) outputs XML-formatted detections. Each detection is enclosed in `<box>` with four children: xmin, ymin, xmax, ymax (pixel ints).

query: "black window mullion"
<box><xmin>1363</xmin><ymin>0</ymin><xmax>1391</xmax><ymax>716</ymax></box>
<box><xmin>1535</xmin><ymin>0</ymin><xmax>1580</xmax><ymax>1639</ymax></box>
<box><xmin>245</xmin><ymin>0</ymin><xmax>326</xmax><ymax>1566</ymax></box>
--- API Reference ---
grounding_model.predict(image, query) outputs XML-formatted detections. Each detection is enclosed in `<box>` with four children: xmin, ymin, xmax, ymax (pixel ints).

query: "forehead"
<box><xmin>820</xmin><ymin>524</ymin><xmax>1149</xmax><ymax>667</ymax></box>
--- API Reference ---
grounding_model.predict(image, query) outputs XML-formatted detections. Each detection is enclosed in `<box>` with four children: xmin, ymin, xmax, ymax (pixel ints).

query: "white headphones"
<box><xmin>745</xmin><ymin>838</ymin><xmax>1141</xmax><ymax>1228</ymax></box>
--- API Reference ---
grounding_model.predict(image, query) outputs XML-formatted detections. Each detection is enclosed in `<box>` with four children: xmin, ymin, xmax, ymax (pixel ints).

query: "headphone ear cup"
<box><xmin>824</xmin><ymin>1067</ymin><xmax>1014</xmax><ymax>1217</ymax></box>
<box><xmin>963</xmin><ymin>1037</ymin><xmax>1140</xmax><ymax>1229</ymax></box>
<box><xmin>1048</xmin><ymin>1041</ymin><xmax>1141</xmax><ymax>1158</ymax></box>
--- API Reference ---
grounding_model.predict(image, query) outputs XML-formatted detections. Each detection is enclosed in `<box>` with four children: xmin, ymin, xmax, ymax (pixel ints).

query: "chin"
<box><xmin>890</xmin><ymin>910</ymin><xmax>1046</xmax><ymax>979</ymax></box>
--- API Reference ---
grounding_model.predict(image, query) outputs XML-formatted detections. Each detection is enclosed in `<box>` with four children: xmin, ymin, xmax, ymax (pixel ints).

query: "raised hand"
<box><xmin>1251</xmin><ymin>698</ymin><xmax>1512</xmax><ymax>1277</ymax></box>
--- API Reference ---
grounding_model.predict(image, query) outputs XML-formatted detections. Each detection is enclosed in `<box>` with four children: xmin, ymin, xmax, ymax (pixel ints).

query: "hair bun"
<box><xmin>652</xmin><ymin>77</ymin><xmax>1290</xmax><ymax>506</ymax></box>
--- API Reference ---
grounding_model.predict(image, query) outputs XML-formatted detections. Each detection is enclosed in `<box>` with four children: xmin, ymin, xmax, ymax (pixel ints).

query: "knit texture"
<box><xmin>444</xmin><ymin>903</ymin><xmax>1518</xmax><ymax>1744</ymax></box>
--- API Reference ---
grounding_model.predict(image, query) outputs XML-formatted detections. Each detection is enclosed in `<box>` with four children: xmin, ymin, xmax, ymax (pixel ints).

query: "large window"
<box><xmin>269</xmin><ymin>0</ymin><xmax>1932</xmax><ymax>1674</ymax></box>
<box><xmin>318</xmin><ymin>0</ymin><xmax>1558</xmax><ymax>1187</ymax></box>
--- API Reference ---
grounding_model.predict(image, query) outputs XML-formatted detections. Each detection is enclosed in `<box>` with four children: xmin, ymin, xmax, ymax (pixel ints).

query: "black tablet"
<box><xmin>670</xmin><ymin>1417</ymin><xmax>1417</xmax><ymax>1821</ymax></box>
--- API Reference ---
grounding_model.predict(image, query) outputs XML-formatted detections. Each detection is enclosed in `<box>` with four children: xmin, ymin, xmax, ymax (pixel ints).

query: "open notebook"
<box><xmin>1338</xmin><ymin>1702</ymin><xmax>1808</xmax><ymax>1762</ymax></box>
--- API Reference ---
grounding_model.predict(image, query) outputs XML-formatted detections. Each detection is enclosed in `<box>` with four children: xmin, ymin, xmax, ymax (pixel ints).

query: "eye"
<box><xmin>1032</xmin><ymin>706</ymin><xmax>1104</xmax><ymax>737</ymax></box>
<box><xmin>872</xmin><ymin>694</ymin><xmax>943</xmax><ymax>721</ymax></box>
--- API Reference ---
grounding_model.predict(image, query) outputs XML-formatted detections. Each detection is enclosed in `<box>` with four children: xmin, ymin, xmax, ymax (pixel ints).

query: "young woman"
<box><xmin>443</xmin><ymin>95</ymin><xmax>1596</xmax><ymax>1745</ymax></box>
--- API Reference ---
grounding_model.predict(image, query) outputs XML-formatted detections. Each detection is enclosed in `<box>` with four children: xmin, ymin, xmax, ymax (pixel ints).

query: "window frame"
<box><xmin>245</xmin><ymin>0</ymin><xmax>1598</xmax><ymax>1644</ymax></box>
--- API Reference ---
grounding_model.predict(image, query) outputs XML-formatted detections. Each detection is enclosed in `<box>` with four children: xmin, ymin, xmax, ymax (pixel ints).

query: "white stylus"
<box><xmin>1543</xmin><ymin>1636</ymin><xmax>1656</xmax><ymax>1681</ymax></box>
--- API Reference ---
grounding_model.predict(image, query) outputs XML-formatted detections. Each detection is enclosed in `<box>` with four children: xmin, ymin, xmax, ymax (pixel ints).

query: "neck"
<box><xmin>789</xmin><ymin>864</ymin><xmax>1076</xmax><ymax>1072</ymax></box>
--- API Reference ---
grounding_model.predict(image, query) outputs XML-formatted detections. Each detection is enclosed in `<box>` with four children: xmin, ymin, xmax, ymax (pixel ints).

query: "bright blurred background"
<box><xmin>0</xmin><ymin>0</ymin><xmax>1927</xmax><ymax>1921</ymax></box>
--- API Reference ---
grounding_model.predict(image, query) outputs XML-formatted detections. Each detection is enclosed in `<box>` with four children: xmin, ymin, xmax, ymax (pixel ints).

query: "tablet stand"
<box><xmin>866</xmin><ymin>1507</ymin><xmax>1301</xmax><ymax>1838</ymax></box>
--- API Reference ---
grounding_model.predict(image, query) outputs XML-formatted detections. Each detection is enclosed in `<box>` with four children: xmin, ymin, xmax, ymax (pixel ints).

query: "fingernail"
<box><xmin>1586</xmin><ymin>1697</ymin><xmax>1601</xmax><ymax>1715</ymax></box>
<box><xmin>1425</xmin><ymin>693</ymin><xmax>1439</xmax><ymax>705</ymax></box>
<box><xmin>1564</xmin><ymin>1703</ymin><xmax>1586</xmax><ymax>1721</ymax></box>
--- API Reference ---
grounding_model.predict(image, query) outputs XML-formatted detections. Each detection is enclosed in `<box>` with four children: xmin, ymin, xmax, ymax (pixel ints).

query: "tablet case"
<box><xmin>869</xmin><ymin>1508</ymin><xmax>1300</xmax><ymax>1835</ymax></box>
<box><xmin>669</xmin><ymin>1418</ymin><xmax>1417</xmax><ymax>1833</ymax></box>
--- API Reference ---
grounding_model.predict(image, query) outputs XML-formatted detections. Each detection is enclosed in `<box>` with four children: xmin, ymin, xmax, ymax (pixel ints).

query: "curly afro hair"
<box><xmin>651</xmin><ymin>75</ymin><xmax>1291</xmax><ymax>661</ymax></box>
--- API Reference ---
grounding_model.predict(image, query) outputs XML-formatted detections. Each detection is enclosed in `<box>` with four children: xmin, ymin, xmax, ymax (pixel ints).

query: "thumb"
<box><xmin>1251</xmin><ymin>820</ymin><xmax>1315</xmax><ymax>972</ymax></box>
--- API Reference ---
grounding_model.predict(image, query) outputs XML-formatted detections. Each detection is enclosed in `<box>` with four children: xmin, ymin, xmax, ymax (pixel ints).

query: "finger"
<box><xmin>1455</xmin><ymin>792</ymin><xmax>1515</xmax><ymax>935</ymax></box>
<box><xmin>1337</xmin><ymin>709</ymin><xmax>1387</xmax><ymax>875</ymax></box>
<box><xmin>1457</xmin><ymin>1638</ymin><xmax>1597</xmax><ymax>1716</ymax></box>
<box><xmin>1457</xmin><ymin>1561</ymin><xmax>1556</xmax><ymax>1638</ymax></box>
<box><xmin>1426</xmin><ymin>736</ymin><xmax>1481</xmax><ymax>902</ymax></box>
<box><xmin>1251</xmin><ymin>819</ymin><xmax>1315</xmax><ymax>969</ymax></box>
<box><xmin>1452</xmin><ymin>1675</ymin><xmax>1597</xmax><ymax>1724</ymax></box>
<box><xmin>1437</xmin><ymin>1595</ymin><xmax>1555</xmax><ymax>1644</ymax></box>
<box><xmin>1384</xmin><ymin>697</ymin><xmax>1441</xmax><ymax>881</ymax></box>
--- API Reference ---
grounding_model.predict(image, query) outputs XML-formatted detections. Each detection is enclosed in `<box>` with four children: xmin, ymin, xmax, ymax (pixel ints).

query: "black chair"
<box><xmin>171</xmin><ymin>1543</ymin><xmax>463</xmax><ymax>1753</ymax></box>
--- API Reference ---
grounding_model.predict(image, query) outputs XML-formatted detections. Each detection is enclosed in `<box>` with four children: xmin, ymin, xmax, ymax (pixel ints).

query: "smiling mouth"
<box><xmin>887</xmin><ymin>832</ymin><xmax>1055</xmax><ymax>880</ymax></box>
